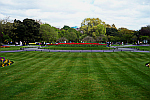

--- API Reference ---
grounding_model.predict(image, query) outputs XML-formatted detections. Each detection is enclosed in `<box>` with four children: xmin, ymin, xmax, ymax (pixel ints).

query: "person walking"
<box><xmin>10</xmin><ymin>41</ymin><xmax>12</xmax><ymax>45</ymax></box>
<box><xmin>44</xmin><ymin>41</ymin><xmax>45</xmax><ymax>46</ymax></box>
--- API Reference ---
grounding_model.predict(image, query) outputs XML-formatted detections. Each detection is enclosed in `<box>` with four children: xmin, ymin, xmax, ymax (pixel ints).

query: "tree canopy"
<box><xmin>80</xmin><ymin>18</ymin><xmax>106</xmax><ymax>39</ymax></box>
<box><xmin>39</xmin><ymin>24</ymin><xmax>58</xmax><ymax>42</ymax></box>
<box><xmin>0</xmin><ymin>17</ymin><xmax>149</xmax><ymax>44</ymax></box>
<box><xmin>12</xmin><ymin>18</ymin><xmax>40</xmax><ymax>42</ymax></box>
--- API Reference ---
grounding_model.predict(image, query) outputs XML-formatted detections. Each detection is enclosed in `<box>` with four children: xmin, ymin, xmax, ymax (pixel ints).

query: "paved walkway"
<box><xmin>1</xmin><ymin>45</ymin><xmax>149</xmax><ymax>53</ymax></box>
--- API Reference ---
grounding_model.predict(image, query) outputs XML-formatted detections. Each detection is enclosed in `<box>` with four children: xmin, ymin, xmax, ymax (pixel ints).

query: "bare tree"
<box><xmin>56</xmin><ymin>37</ymin><xmax>68</xmax><ymax>42</ymax></box>
<box><xmin>82</xmin><ymin>36</ymin><xmax>96</xmax><ymax>42</ymax></box>
<box><xmin>96</xmin><ymin>34</ymin><xmax>105</xmax><ymax>42</ymax></box>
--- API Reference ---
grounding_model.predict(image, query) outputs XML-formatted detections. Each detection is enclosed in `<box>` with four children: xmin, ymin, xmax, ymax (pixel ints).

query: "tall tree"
<box><xmin>13</xmin><ymin>18</ymin><xmax>40</xmax><ymax>42</ymax></box>
<box><xmin>1</xmin><ymin>17</ymin><xmax>14</xmax><ymax>43</ymax></box>
<box><xmin>23</xmin><ymin>18</ymin><xmax>40</xmax><ymax>42</ymax></box>
<box><xmin>80</xmin><ymin>18</ymin><xmax>106</xmax><ymax>40</ymax></box>
<box><xmin>12</xmin><ymin>19</ymin><xmax>22</xmax><ymax>42</ymax></box>
<box><xmin>118</xmin><ymin>28</ymin><xmax>134</xmax><ymax>44</ymax></box>
<box><xmin>39</xmin><ymin>24</ymin><xmax>58</xmax><ymax>42</ymax></box>
<box><xmin>64</xmin><ymin>31</ymin><xmax>77</xmax><ymax>42</ymax></box>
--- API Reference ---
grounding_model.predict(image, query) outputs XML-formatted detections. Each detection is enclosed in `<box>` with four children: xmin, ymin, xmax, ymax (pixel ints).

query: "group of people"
<box><xmin>107</xmin><ymin>42</ymin><xmax>124</xmax><ymax>47</ymax></box>
<box><xmin>15</xmin><ymin>41</ymin><xmax>29</xmax><ymax>46</ymax></box>
<box><xmin>41</xmin><ymin>41</ymin><xmax>46</xmax><ymax>46</ymax></box>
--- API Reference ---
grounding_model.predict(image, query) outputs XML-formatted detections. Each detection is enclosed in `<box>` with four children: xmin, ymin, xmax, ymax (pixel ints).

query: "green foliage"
<box><xmin>23</xmin><ymin>19</ymin><xmax>40</xmax><ymax>42</ymax></box>
<box><xmin>80</xmin><ymin>18</ymin><xmax>106</xmax><ymax>41</ymax></box>
<box><xmin>40</xmin><ymin>24</ymin><xmax>58</xmax><ymax>42</ymax></box>
<box><xmin>1</xmin><ymin>16</ymin><xmax>150</xmax><ymax>44</ymax></box>
<box><xmin>58</xmin><ymin>29</ymin><xmax>66</xmax><ymax>38</ymax></box>
<box><xmin>1</xmin><ymin>32</ymin><xmax>11</xmax><ymax>43</ymax></box>
<box><xmin>0</xmin><ymin>18</ymin><xmax>14</xmax><ymax>43</ymax></box>
<box><xmin>140</xmin><ymin>25</ymin><xmax>150</xmax><ymax>37</ymax></box>
<box><xmin>106</xmin><ymin>28</ymin><xmax>118</xmax><ymax>36</ymax></box>
<box><xmin>64</xmin><ymin>31</ymin><xmax>77</xmax><ymax>42</ymax></box>
<box><xmin>62</xmin><ymin>25</ymin><xmax>70</xmax><ymax>30</ymax></box>
<box><xmin>117</xmin><ymin>28</ymin><xmax>134</xmax><ymax>43</ymax></box>
<box><xmin>13</xmin><ymin>18</ymin><xmax>40</xmax><ymax>42</ymax></box>
<box><xmin>42</xmin><ymin>45</ymin><xmax>111</xmax><ymax>50</ymax></box>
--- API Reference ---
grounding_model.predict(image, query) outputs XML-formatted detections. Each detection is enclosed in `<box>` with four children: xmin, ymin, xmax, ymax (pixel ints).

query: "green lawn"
<box><xmin>0</xmin><ymin>45</ymin><xmax>114</xmax><ymax>51</ymax></box>
<box><xmin>0</xmin><ymin>46</ymin><xmax>39</xmax><ymax>51</ymax></box>
<box><xmin>0</xmin><ymin>52</ymin><xmax>150</xmax><ymax>99</ymax></box>
<box><xmin>125</xmin><ymin>46</ymin><xmax>150</xmax><ymax>51</ymax></box>
<box><xmin>0</xmin><ymin>46</ymin><xmax>27</xmax><ymax>51</ymax></box>
<box><xmin>41</xmin><ymin>46</ymin><xmax>114</xmax><ymax>50</ymax></box>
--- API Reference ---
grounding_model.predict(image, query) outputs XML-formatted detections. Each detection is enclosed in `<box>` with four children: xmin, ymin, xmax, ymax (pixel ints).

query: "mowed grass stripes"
<box><xmin>0</xmin><ymin>52</ymin><xmax>150</xmax><ymax>99</ymax></box>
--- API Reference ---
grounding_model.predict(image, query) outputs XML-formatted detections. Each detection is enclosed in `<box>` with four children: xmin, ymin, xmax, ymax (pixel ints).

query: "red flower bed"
<box><xmin>1</xmin><ymin>46</ymin><xmax>10</xmax><ymax>48</ymax></box>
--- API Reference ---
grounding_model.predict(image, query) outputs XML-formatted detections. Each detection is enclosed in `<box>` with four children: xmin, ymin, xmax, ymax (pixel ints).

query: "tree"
<box><xmin>82</xmin><ymin>36</ymin><xmax>96</xmax><ymax>42</ymax></box>
<box><xmin>76</xmin><ymin>31</ymin><xmax>83</xmax><ymax>42</ymax></box>
<box><xmin>13</xmin><ymin>18</ymin><xmax>40</xmax><ymax>43</ymax></box>
<box><xmin>23</xmin><ymin>18</ymin><xmax>40</xmax><ymax>42</ymax></box>
<box><xmin>111</xmin><ymin>24</ymin><xmax>117</xmax><ymax>29</ymax></box>
<box><xmin>96</xmin><ymin>34</ymin><xmax>106</xmax><ymax>42</ymax></box>
<box><xmin>12</xmin><ymin>19</ymin><xmax>23</xmax><ymax>42</ymax></box>
<box><xmin>80</xmin><ymin>18</ymin><xmax>106</xmax><ymax>39</ymax></box>
<box><xmin>131</xmin><ymin>35</ymin><xmax>137</xmax><ymax>44</ymax></box>
<box><xmin>106</xmin><ymin>24</ymin><xmax>111</xmax><ymax>28</ymax></box>
<box><xmin>40</xmin><ymin>24</ymin><xmax>58</xmax><ymax>42</ymax></box>
<box><xmin>133</xmin><ymin>30</ymin><xmax>140</xmax><ymax>44</ymax></box>
<box><xmin>64</xmin><ymin>31</ymin><xmax>77</xmax><ymax>42</ymax></box>
<box><xmin>118</xmin><ymin>28</ymin><xmax>134</xmax><ymax>44</ymax></box>
<box><xmin>79</xmin><ymin>34</ymin><xmax>87</xmax><ymax>42</ymax></box>
<box><xmin>140</xmin><ymin>25</ymin><xmax>150</xmax><ymax>37</ymax></box>
<box><xmin>14</xmin><ymin>23</ymin><xmax>26</xmax><ymax>42</ymax></box>
<box><xmin>106</xmin><ymin>28</ymin><xmax>118</xmax><ymax>36</ymax></box>
<box><xmin>140</xmin><ymin>25</ymin><xmax>150</xmax><ymax>44</ymax></box>
<box><xmin>62</xmin><ymin>25</ymin><xmax>70</xmax><ymax>30</ymax></box>
<box><xmin>1</xmin><ymin>17</ymin><xmax>14</xmax><ymax>43</ymax></box>
<box><xmin>0</xmin><ymin>20</ymin><xmax>3</xmax><ymax>45</ymax></box>
<box><xmin>56</xmin><ymin>37</ymin><xmax>68</xmax><ymax>42</ymax></box>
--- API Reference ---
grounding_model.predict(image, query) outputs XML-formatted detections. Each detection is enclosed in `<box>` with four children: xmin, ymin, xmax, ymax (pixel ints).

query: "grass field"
<box><xmin>41</xmin><ymin>46</ymin><xmax>113</xmax><ymax>50</ymax></box>
<box><xmin>125</xmin><ymin>46</ymin><xmax>150</xmax><ymax>51</ymax></box>
<box><xmin>0</xmin><ymin>46</ymin><xmax>29</xmax><ymax>51</ymax></box>
<box><xmin>0</xmin><ymin>45</ymin><xmax>114</xmax><ymax>51</ymax></box>
<box><xmin>0</xmin><ymin>52</ymin><xmax>150</xmax><ymax>99</ymax></box>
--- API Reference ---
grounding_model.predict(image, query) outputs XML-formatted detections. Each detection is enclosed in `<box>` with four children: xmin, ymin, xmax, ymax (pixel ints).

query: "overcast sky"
<box><xmin>0</xmin><ymin>0</ymin><xmax>150</xmax><ymax>30</ymax></box>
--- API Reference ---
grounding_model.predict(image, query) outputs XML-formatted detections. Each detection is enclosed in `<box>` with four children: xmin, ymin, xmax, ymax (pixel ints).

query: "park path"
<box><xmin>1</xmin><ymin>45</ymin><xmax>149</xmax><ymax>53</ymax></box>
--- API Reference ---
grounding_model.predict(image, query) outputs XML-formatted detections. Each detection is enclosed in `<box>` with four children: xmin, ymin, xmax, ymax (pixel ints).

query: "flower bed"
<box><xmin>0</xmin><ymin>57</ymin><xmax>14</xmax><ymax>67</ymax></box>
<box><xmin>0</xmin><ymin>46</ymin><xmax>10</xmax><ymax>48</ymax></box>
<box><xmin>145</xmin><ymin>62</ymin><xmax>150</xmax><ymax>67</ymax></box>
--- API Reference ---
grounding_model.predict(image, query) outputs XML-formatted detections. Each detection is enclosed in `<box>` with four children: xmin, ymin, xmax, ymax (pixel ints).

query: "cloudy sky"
<box><xmin>0</xmin><ymin>0</ymin><xmax>150</xmax><ymax>30</ymax></box>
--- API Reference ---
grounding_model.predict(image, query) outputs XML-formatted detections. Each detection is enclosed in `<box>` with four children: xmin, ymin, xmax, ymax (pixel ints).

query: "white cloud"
<box><xmin>0</xmin><ymin>0</ymin><xmax>150</xmax><ymax>30</ymax></box>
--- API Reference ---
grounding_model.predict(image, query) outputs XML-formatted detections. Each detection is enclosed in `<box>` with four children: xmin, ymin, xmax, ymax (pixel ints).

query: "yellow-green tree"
<box><xmin>80</xmin><ymin>18</ymin><xmax>106</xmax><ymax>41</ymax></box>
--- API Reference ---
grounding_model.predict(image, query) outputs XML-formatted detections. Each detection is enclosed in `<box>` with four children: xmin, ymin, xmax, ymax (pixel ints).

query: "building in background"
<box><xmin>71</xmin><ymin>26</ymin><xmax>80</xmax><ymax>31</ymax></box>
